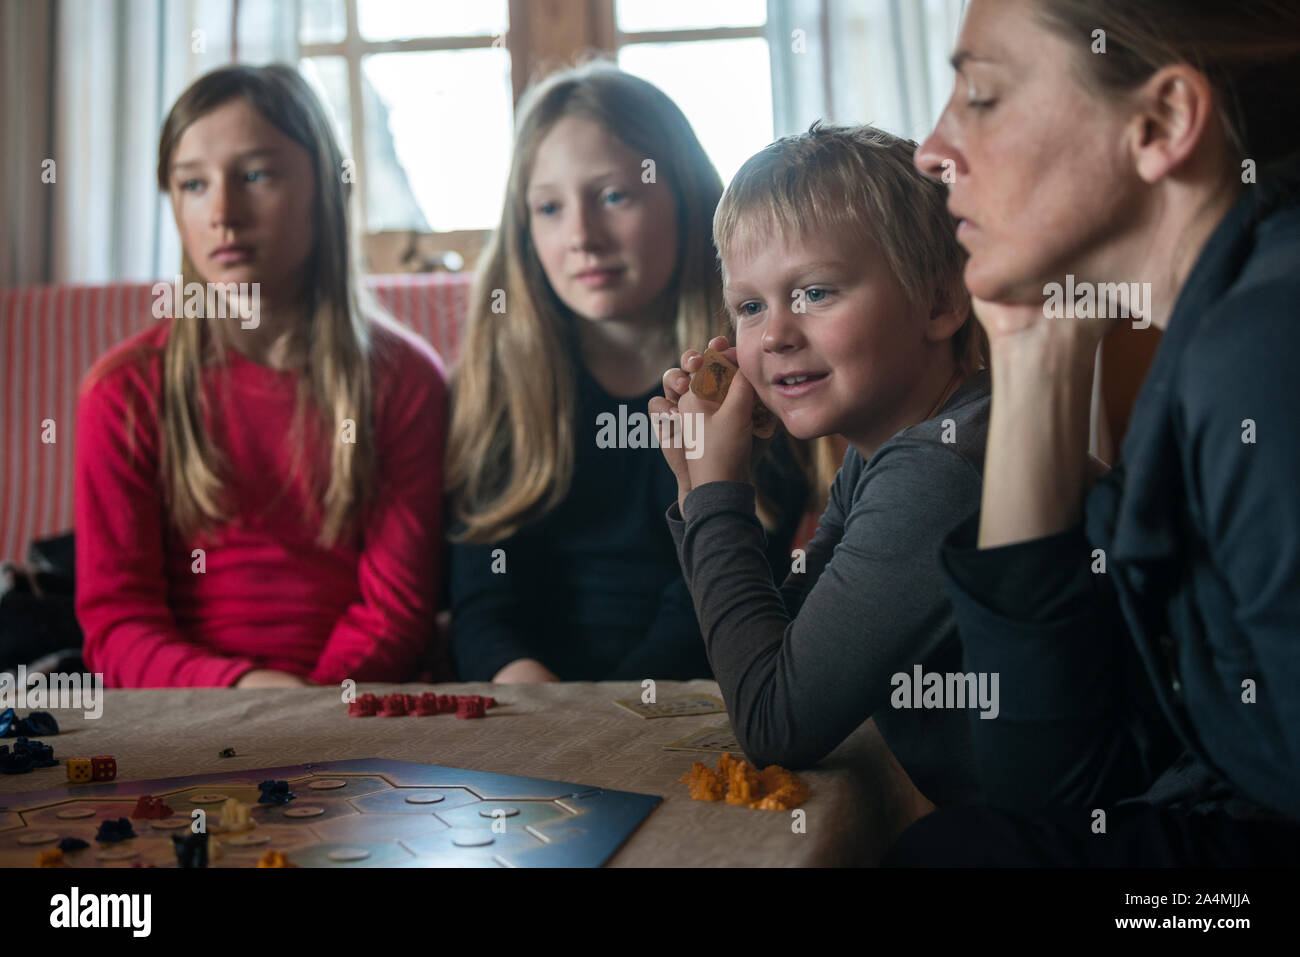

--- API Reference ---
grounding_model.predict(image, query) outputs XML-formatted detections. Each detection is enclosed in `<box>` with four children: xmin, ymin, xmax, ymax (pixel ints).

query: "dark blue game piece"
<box><xmin>95</xmin><ymin>817</ymin><xmax>136</xmax><ymax>843</ymax></box>
<box><xmin>0</xmin><ymin>708</ymin><xmax>14</xmax><ymax>737</ymax></box>
<box><xmin>0</xmin><ymin>748</ymin><xmax>33</xmax><ymax>774</ymax></box>
<box><xmin>257</xmin><ymin>779</ymin><xmax>295</xmax><ymax>805</ymax></box>
<box><xmin>19</xmin><ymin>711</ymin><xmax>59</xmax><ymax>736</ymax></box>
<box><xmin>172</xmin><ymin>832</ymin><xmax>208</xmax><ymax>868</ymax></box>
<box><xmin>58</xmin><ymin>837</ymin><xmax>89</xmax><ymax>852</ymax></box>
<box><xmin>13</xmin><ymin>737</ymin><xmax>56</xmax><ymax>767</ymax></box>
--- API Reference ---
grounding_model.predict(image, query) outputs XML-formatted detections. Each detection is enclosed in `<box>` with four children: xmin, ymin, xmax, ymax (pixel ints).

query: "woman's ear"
<box><xmin>1128</xmin><ymin>64</ymin><xmax>1220</xmax><ymax>184</ymax></box>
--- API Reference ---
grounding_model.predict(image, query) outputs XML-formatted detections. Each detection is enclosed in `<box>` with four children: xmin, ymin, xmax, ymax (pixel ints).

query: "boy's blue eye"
<box><xmin>737</xmin><ymin>301</ymin><xmax>764</xmax><ymax>317</ymax></box>
<box><xmin>244</xmin><ymin>169</ymin><xmax>270</xmax><ymax>183</ymax></box>
<box><xmin>603</xmin><ymin>190</ymin><xmax>626</xmax><ymax>205</ymax></box>
<box><xmin>536</xmin><ymin>201</ymin><xmax>558</xmax><ymax>216</ymax></box>
<box><xmin>178</xmin><ymin>179</ymin><xmax>203</xmax><ymax>192</ymax></box>
<box><xmin>804</xmin><ymin>287</ymin><xmax>828</xmax><ymax>303</ymax></box>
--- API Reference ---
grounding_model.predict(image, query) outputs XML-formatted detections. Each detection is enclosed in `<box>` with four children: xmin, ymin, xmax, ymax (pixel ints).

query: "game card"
<box><xmin>613</xmin><ymin>693</ymin><xmax>726</xmax><ymax>719</ymax></box>
<box><xmin>662</xmin><ymin>725</ymin><xmax>742</xmax><ymax>753</ymax></box>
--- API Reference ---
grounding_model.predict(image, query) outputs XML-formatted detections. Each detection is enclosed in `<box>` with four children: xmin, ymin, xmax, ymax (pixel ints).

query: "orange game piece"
<box><xmin>35</xmin><ymin>848</ymin><xmax>67</xmax><ymax>867</ymax></box>
<box><xmin>688</xmin><ymin>348</ymin><xmax>778</xmax><ymax>439</ymax></box>
<box><xmin>257</xmin><ymin>850</ymin><xmax>296</xmax><ymax>868</ymax></box>
<box><xmin>678</xmin><ymin>762</ymin><xmax>725</xmax><ymax>802</ymax></box>
<box><xmin>679</xmin><ymin>753</ymin><xmax>809</xmax><ymax>811</ymax></box>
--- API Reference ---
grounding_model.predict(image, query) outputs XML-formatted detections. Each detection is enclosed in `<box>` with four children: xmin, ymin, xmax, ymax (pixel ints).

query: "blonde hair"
<box><xmin>446</xmin><ymin>62</ymin><xmax>729</xmax><ymax>544</ymax></box>
<box><xmin>714</xmin><ymin>122</ymin><xmax>986</xmax><ymax>375</ymax></box>
<box><xmin>148</xmin><ymin>64</ymin><xmax>395</xmax><ymax>546</ymax></box>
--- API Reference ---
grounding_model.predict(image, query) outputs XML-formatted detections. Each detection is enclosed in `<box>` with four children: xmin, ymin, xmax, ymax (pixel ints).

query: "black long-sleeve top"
<box><xmin>450</xmin><ymin>361</ymin><xmax>809</xmax><ymax>681</ymax></box>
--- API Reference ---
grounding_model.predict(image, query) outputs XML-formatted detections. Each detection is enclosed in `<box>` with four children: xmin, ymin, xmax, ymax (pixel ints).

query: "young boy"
<box><xmin>651</xmin><ymin>124</ymin><xmax>989</xmax><ymax>807</ymax></box>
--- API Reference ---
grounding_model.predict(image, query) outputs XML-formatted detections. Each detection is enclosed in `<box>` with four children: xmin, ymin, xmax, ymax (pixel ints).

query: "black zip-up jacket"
<box><xmin>939</xmin><ymin>161</ymin><xmax>1300</xmax><ymax>822</ymax></box>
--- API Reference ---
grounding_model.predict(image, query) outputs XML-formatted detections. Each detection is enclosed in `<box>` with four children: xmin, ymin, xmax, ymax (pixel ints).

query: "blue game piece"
<box><xmin>18</xmin><ymin>711</ymin><xmax>59</xmax><ymax>736</ymax></box>
<box><xmin>13</xmin><ymin>737</ymin><xmax>56</xmax><ymax>768</ymax></box>
<box><xmin>58</xmin><ymin>837</ymin><xmax>89</xmax><ymax>852</ymax></box>
<box><xmin>0</xmin><ymin>707</ymin><xmax>14</xmax><ymax>737</ymax></box>
<box><xmin>0</xmin><ymin>749</ymin><xmax>33</xmax><ymax>774</ymax></box>
<box><xmin>257</xmin><ymin>779</ymin><xmax>295</xmax><ymax>805</ymax></box>
<box><xmin>95</xmin><ymin>818</ymin><xmax>136</xmax><ymax>843</ymax></box>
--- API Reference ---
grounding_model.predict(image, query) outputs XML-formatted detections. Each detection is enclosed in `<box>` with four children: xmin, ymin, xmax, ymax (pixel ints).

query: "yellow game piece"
<box><xmin>257</xmin><ymin>850</ymin><xmax>295</xmax><ymax>868</ymax></box>
<box><xmin>218</xmin><ymin>798</ymin><xmax>255</xmax><ymax>832</ymax></box>
<box><xmin>35</xmin><ymin>848</ymin><xmax>67</xmax><ymax>867</ymax></box>
<box><xmin>66</xmin><ymin>758</ymin><xmax>92</xmax><ymax>783</ymax></box>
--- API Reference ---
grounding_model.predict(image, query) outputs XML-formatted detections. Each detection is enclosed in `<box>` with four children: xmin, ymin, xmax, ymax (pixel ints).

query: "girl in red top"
<box><xmin>75</xmin><ymin>65</ymin><xmax>447</xmax><ymax>688</ymax></box>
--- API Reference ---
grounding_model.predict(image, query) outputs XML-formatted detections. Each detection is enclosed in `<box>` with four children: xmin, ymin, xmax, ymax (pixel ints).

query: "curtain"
<box><xmin>0</xmin><ymin>0</ymin><xmax>297</xmax><ymax>287</ymax></box>
<box><xmin>768</xmin><ymin>0</ymin><xmax>965</xmax><ymax>142</ymax></box>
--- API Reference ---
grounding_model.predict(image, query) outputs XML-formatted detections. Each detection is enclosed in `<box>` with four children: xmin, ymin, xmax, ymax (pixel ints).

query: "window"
<box><xmin>298</xmin><ymin>0</ymin><xmax>513</xmax><ymax>234</ymax></box>
<box><xmin>296</xmin><ymin>0</ymin><xmax>776</xmax><ymax>269</ymax></box>
<box><xmin>614</xmin><ymin>0</ymin><xmax>772</xmax><ymax>185</ymax></box>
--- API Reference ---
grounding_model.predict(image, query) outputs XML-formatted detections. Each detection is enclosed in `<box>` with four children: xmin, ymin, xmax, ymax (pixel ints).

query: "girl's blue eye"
<box><xmin>805</xmin><ymin>287</ymin><xmax>828</xmax><ymax>303</ymax></box>
<box><xmin>244</xmin><ymin>170</ymin><xmax>269</xmax><ymax>182</ymax></box>
<box><xmin>603</xmin><ymin>190</ymin><xmax>626</xmax><ymax>205</ymax></box>
<box><xmin>180</xmin><ymin>179</ymin><xmax>203</xmax><ymax>192</ymax></box>
<box><xmin>536</xmin><ymin>201</ymin><xmax>558</xmax><ymax>216</ymax></box>
<box><xmin>737</xmin><ymin>301</ymin><xmax>764</xmax><ymax>317</ymax></box>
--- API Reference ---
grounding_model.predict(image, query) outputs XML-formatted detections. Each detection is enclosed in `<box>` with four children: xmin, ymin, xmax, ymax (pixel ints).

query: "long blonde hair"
<box><xmin>150</xmin><ymin>64</ymin><xmax>392</xmax><ymax>546</ymax></box>
<box><xmin>446</xmin><ymin>63</ymin><xmax>729</xmax><ymax>543</ymax></box>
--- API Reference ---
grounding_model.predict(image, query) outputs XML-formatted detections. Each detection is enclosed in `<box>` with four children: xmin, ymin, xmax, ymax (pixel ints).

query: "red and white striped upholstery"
<box><xmin>0</xmin><ymin>272</ymin><xmax>472</xmax><ymax>563</ymax></box>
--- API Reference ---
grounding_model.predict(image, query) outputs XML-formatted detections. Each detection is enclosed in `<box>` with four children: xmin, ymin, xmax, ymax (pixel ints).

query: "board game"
<box><xmin>0</xmin><ymin>758</ymin><xmax>660</xmax><ymax>868</ymax></box>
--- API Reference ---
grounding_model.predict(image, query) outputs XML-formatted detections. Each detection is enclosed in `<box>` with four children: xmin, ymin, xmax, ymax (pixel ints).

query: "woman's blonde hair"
<box><xmin>714</xmin><ymin>122</ymin><xmax>986</xmax><ymax>376</ymax></box>
<box><xmin>446</xmin><ymin>62</ymin><xmax>729</xmax><ymax>543</ymax></box>
<box><xmin>150</xmin><ymin>64</ymin><xmax>394</xmax><ymax>546</ymax></box>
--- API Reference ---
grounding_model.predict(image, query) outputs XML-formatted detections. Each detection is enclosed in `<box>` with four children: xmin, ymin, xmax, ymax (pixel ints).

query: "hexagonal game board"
<box><xmin>0</xmin><ymin>758</ymin><xmax>660</xmax><ymax>867</ymax></box>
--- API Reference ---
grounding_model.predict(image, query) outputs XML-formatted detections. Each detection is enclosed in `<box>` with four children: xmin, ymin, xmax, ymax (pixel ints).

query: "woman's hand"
<box><xmin>235</xmin><ymin>669</ymin><xmax>313</xmax><ymax>688</ymax></box>
<box><xmin>651</xmin><ymin>336</ymin><xmax>760</xmax><ymax>513</ymax></box>
<box><xmin>492</xmin><ymin>658</ymin><xmax>560</xmax><ymax>684</ymax></box>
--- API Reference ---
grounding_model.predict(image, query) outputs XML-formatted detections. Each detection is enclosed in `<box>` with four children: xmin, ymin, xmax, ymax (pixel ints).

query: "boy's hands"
<box><xmin>650</xmin><ymin>335</ymin><xmax>761</xmax><ymax>514</ymax></box>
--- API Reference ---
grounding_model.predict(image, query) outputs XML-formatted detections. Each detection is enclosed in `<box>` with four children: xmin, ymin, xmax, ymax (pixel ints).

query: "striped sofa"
<box><xmin>0</xmin><ymin>272</ymin><xmax>472</xmax><ymax>564</ymax></box>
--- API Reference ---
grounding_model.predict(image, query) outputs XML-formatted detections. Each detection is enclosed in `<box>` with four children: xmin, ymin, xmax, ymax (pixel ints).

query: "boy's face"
<box><xmin>725</xmin><ymin>225</ymin><xmax>937</xmax><ymax>454</ymax></box>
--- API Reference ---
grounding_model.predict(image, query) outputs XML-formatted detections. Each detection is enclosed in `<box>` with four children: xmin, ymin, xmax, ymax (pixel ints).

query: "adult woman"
<box><xmin>898</xmin><ymin>0</ymin><xmax>1300</xmax><ymax>864</ymax></box>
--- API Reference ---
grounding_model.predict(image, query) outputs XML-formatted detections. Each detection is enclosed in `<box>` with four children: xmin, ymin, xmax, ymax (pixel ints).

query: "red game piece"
<box><xmin>455</xmin><ymin>695</ymin><xmax>486</xmax><ymax>720</ymax></box>
<box><xmin>437</xmin><ymin>694</ymin><xmax>457</xmax><ymax>715</ymax></box>
<box><xmin>414</xmin><ymin>693</ymin><xmax>439</xmax><ymax>716</ymax></box>
<box><xmin>347</xmin><ymin>693</ymin><xmax>379</xmax><ymax>717</ymax></box>
<box><xmin>90</xmin><ymin>755</ymin><xmax>116</xmax><ymax>781</ymax></box>
<box><xmin>484</xmin><ymin>697</ymin><xmax>498</xmax><ymax>709</ymax></box>
<box><xmin>403</xmin><ymin>694</ymin><xmax>419</xmax><ymax>712</ymax></box>
<box><xmin>378</xmin><ymin>694</ymin><xmax>407</xmax><ymax>717</ymax></box>
<box><xmin>130</xmin><ymin>795</ymin><xmax>173</xmax><ymax>819</ymax></box>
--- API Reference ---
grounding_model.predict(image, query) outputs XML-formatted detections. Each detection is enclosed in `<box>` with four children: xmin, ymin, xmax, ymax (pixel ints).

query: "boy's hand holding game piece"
<box><xmin>651</xmin><ymin>336</ymin><xmax>776</xmax><ymax>513</ymax></box>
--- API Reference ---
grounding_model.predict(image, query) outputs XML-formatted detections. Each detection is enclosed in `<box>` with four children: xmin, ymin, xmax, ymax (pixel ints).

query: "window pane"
<box><xmin>616</xmin><ymin>0</ymin><xmax>765</xmax><ymax>32</ymax></box>
<box><xmin>300</xmin><ymin>0</ymin><xmax>346</xmax><ymax>44</ymax></box>
<box><xmin>299</xmin><ymin>57</ymin><xmax>353</xmax><ymax>162</ymax></box>
<box><xmin>619</xmin><ymin>39</ymin><xmax>772</xmax><ymax>186</ymax></box>
<box><xmin>358</xmin><ymin>0</ymin><xmax>507</xmax><ymax>41</ymax></box>
<box><xmin>362</xmin><ymin>50</ymin><xmax>513</xmax><ymax>231</ymax></box>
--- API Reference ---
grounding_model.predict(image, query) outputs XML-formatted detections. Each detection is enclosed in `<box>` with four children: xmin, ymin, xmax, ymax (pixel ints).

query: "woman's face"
<box><xmin>914</xmin><ymin>0</ymin><xmax>1143</xmax><ymax>303</ymax></box>
<box><xmin>168</xmin><ymin>97</ymin><xmax>317</xmax><ymax>306</ymax></box>
<box><xmin>527</xmin><ymin>115</ymin><xmax>679</xmax><ymax>321</ymax></box>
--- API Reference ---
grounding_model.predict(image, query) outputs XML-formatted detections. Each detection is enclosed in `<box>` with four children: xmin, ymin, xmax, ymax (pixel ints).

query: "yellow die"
<box><xmin>67</xmin><ymin>758</ymin><xmax>93</xmax><ymax>783</ymax></box>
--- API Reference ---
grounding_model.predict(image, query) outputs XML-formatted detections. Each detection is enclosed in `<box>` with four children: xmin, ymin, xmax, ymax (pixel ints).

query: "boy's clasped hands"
<box><xmin>650</xmin><ymin>335</ymin><xmax>765</xmax><ymax>515</ymax></box>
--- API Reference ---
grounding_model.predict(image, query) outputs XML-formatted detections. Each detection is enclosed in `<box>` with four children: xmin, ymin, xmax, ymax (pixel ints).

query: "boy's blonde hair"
<box><xmin>714</xmin><ymin>122</ymin><xmax>985</xmax><ymax>374</ymax></box>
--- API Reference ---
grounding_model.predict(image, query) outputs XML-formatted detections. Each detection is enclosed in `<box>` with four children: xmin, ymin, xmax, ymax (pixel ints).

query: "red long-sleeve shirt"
<box><xmin>74</xmin><ymin>319</ymin><xmax>447</xmax><ymax>688</ymax></box>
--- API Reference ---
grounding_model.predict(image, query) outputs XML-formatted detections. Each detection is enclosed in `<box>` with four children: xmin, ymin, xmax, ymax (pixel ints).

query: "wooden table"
<box><xmin>0</xmin><ymin>680</ymin><xmax>930</xmax><ymax>866</ymax></box>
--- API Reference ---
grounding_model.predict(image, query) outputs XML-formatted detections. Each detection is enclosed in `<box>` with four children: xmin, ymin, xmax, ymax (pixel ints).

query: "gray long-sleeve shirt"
<box><xmin>667</xmin><ymin>371</ymin><xmax>991</xmax><ymax>807</ymax></box>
